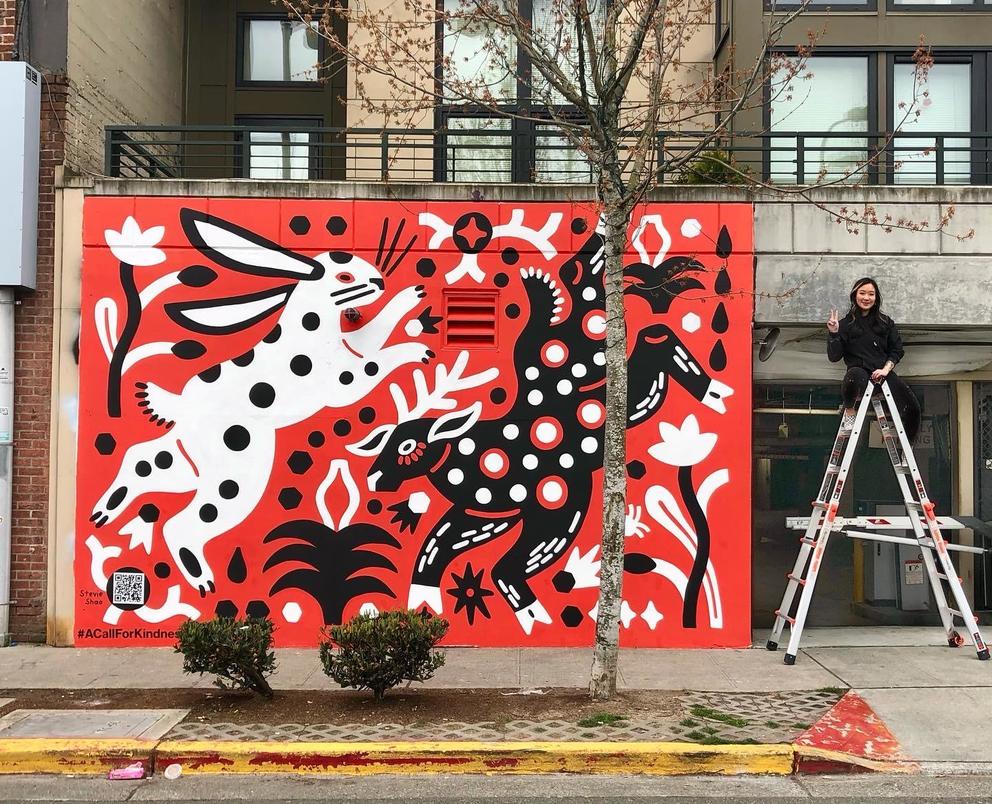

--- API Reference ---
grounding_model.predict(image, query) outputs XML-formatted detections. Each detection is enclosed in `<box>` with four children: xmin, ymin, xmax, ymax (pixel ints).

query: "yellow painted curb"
<box><xmin>0</xmin><ymin>738</ymin><xmax>154</xmax><ymax>775</ymax></box>
<box><xmin>154</xmin><ymin>740</ymin><xmax>795</xmax><ymax>776</ymax></box>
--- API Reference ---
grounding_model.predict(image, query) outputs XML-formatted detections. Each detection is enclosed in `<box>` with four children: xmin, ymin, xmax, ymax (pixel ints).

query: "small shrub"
<box><xmin>175</xmin><ymin>616</ymin><xmax>276</xmax><ymax>698</ymax></box>
<box><xmin>674</xmin><ymin>149</ymin><xmax>747</xmax><ymax>185</ymax></box>
<box><xmin>320</xmin><ymin>609</ymin><xmax>449</xmax><ymax>700</ymax></box>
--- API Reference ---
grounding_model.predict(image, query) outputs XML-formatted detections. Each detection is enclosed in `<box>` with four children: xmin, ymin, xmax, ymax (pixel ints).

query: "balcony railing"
<box><xmin>105</xmin><ymin>125</ymin><xmax>992</xmax><ymax>185</ymax></box>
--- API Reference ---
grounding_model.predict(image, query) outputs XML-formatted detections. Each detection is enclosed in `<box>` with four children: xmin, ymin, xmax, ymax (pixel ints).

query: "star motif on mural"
<box><xmin>446</xmin><ymin>562</ymin><xmax>494</xmax><ymax>626</ymax></box>
<box><xmin>417</xmin><ymin>306</ymin><xmax>443</xmax><ymax>335</ymax></box>
<box><xmin>387</xmin><ymin>500</ymin><xmax>422</xmax><ymax>534</ymax></box>
<box><xmin>454</xmin><ymin>218</ymin><xmax>488</xmax><ymax>251</ymax></box>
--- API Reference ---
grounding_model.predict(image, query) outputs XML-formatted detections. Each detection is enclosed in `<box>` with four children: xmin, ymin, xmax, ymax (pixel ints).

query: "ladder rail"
<box><xmin>878</xmin><ymin>382</ymin><xmax>989</xmax><ymax>657</ymax></box>
<box><xmin>769</xmin><ymin>383</ymin><xmax>876</xmax><ymax>662</ymax></box>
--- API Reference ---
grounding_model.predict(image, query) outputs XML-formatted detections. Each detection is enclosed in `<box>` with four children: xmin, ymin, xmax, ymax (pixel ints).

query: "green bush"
<box><xmin>320</xmin><ymin>609</ymin><xmax>449</xmax><ymax>700</ymax></box>
<box><xmin>175</xmin><ymin>616</ymin><xmax>277</xmax><ymax>697</ymax></box>
<box><xmin>674</xmin><ymin>149</ymin><xmax>747</xmax><ymax>185</ymax></box>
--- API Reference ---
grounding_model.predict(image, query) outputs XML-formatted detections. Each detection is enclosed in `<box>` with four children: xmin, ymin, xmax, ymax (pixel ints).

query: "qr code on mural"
<box><xmin>111</xmin><ymin>571</ymin><xmax>146</xmax><ymax>606</ymax></box>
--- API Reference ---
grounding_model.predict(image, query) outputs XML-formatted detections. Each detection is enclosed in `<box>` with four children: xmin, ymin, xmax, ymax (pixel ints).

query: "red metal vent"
<box><xmin>443</xmin><ymin>290</ymin><xmax>498</xmax><ymax>348</ymax></box>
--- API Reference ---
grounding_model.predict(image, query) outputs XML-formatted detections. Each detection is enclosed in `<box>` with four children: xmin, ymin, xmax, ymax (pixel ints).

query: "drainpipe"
<box><xmin>0</xmin><ymin>289</ymin><xmax>14</xmax><ymax>646</ymax></box>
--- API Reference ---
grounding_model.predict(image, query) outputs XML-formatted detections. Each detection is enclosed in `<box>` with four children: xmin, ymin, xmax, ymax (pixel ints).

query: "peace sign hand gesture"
<box><xmin>826</xmin><ymin>309</ymin><xmax>840</xmax><ymax>334</ymax></box>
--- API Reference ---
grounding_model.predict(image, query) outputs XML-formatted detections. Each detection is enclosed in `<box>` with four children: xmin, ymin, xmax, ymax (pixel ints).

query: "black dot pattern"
<box><xmin>136</xmin><ymin>461</ymin><xmax>151</xmax><ymax>478</ymax></box>
<box><xmin>571</xmin><ymin>217</ymin><xmax>588</xmax><ymax>234</ymax></box>
<box><xmin>501</xmin><ymin>248</ymin><xmax>519</xmax><ymax>265</ymax></box>
<box><xmin>494</xmin><ymin>272</ymin><xmax>509</xmax><ymax>287</ymax></box>
<box><xmin>249</xmin><ymin>382</ymin><xmax>276</xmax><ymax>408</ymax></box>
<box><xmin>367</xmin><ymin>499</ymin><xmax>383</xmax><ymax>515</ymax></box>
<box><xmin>326</xmin><ymin>216</ymin><xmax>347</xmax><ymax>235</ymax></box>
<box><xmin>308</xmin><ymin>430</ymin><xmax>325</xmax><ymax>448</ymax></box>
<box><xmin>219</xmin><ymin>480</ymin><xmax>239</xmax><ymax>499</ymax></box>
<box><xmin>154</xmin><ymin>451</ymin><xmax>173</xmax><ymax>469</ymax></box>
<box><xmin>340</xmin><ymin>371</ymin><xmax>354</xmax><ymax>385</ymax></box>
<box><xmin>199</xmin><ymin>503</ymin><xmax>218</xmax><ymax>523</ymax></box>
<box><xmin>506</xmin><ymin>303</ymin><xmax>520</xmax><ymax>319</ymax></box>
<box><xmin>490</xmin><ymin>387</ymin><xmax>507</xmax><ymax>404</ymax></box>
<box><xmin>289</xmin><ymin>215</ymin><xmax>311</xmax><ymax>235</ymax></box>
<box><xmin>364</xmin><ymin>362</ymin><xmax>378</xmax><ymax>377</ymax></box>
<box><xmin>333</xmin><ymin>419</ymin><xmax>351</xmax><ymax>437</ymax></box>
<box><xmin>232</xmin><ymin>349</ymin><xmax>254</xmax><ymax>367</ymax></box>
<box><xmin>224</xmin><ymin>425</ymin><xmax>251</xmax><ymax>451</ymax></box>
<box><xmin>198</xmin><ymin>365</ymin><xmax>221</xmax><ymax>383</ymax></box>
<box><xmin>359</xmin><ymin>407</ymin><xmax>376</xmax><ymax>424</ymax></box>
<box><xmin>302</xmin><ymin>312</ymin><xmax>320</xmax><ymax>331</ymax></box>
<box><xmin>154</xmin><ymin>562</ymin><xmax>171</xmax><ymax>579</ymax></box>
<box><xmin>290</xmin><ymin>355</ymin><xmax>312</xmax><ymax>376</ymax></box>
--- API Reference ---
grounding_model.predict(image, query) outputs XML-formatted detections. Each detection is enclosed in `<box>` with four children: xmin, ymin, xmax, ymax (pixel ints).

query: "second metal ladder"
<box><xmin>767</xmin><ymin>379</ymin><xmax>990</xmax><ymax>665</ymax></box>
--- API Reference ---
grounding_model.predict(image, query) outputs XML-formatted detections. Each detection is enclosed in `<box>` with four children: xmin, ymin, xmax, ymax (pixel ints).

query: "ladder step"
<box><xmin>774</xmin><ymin>609</ymin><xmax>796</xmax><ymax>625</ymax></box>
<box><xmin>786</xmin><ymin>572</ymin><xmax>806</xmax><ymax>586</ymax></box>
<box><xmin>800</xmin><ymin>537</ymin><xmax>817</xmax><ymax>546</ymax></box>
<box><xmin>812</xmin><ymin>501</ymin><xmax>830</xmax><ymax>510</ymax></box>
<box><xmin>935</xmin><ymin>572</ymin><xmax>963</xmax><ymax>583</ymax></box>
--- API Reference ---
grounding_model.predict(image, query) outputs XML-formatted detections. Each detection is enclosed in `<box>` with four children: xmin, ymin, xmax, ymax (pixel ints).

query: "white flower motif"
<box><xmin>104</xmin><ymin>216</ymin><xmax>166</xmax><ymax>266</ymax></box>
<box><xmin>563</xmin><ymin>545</ymin><xmax>601</xmax><ymax>589</ymax></box>
<box><xmin>648</xmin><ymin>414</ymin><xmax>717</xmax><ymax>467</ymax></box>
<box><xmin>359</xmin><ymin>602</ymin><xmax>380</xmax><ymax>618</ymax></box>
<box><xmin>680</xmin><ymin>218</ymin><xmax>702</xmax><ymax>238</ymax></box>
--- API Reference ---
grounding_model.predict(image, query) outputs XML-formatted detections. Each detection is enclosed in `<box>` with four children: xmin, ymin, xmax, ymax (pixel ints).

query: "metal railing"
<box><xmin>105</xmin><ymin>125</ymin><xmax>992</xmax><ymax>185</ymax></box>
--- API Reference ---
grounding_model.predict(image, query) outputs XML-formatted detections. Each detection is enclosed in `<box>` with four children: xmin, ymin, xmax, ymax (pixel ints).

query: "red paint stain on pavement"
<box><xmin>795</xmin><ymin>691</ymin><xmax>904</xmax><ymax>761</ymax></box>
<box><xmin>247</xmin><ymin>752</ymin><xmax>474</xmax><ymax>770</ymax></box>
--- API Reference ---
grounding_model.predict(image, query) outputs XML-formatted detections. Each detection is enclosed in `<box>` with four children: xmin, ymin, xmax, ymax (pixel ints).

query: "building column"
<box><xmin>955</xmin><ymin>380</ymin><xmax>975</xmax><ymax>605</ymax></box>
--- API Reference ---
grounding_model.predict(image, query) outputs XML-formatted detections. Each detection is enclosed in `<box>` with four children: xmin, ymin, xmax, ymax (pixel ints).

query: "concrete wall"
<box><xmin>65</xmin><ymin>0</ymin><xmax>184</xmax><ymax>175</ymax></box>
<box><xmin>752</xmin><ymin>186</ymin><xmax>992</xmax><ymax>329</ymax></box>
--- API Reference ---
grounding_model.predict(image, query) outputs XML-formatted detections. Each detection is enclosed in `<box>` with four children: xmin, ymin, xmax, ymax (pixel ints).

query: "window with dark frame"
<box><xmin>238</xmin><ymin>15</ymin><xmax>324</xmax><ymax>86</ymax></box>
<box><xmin>764</xmin><ymin>0</ymin><xmax>877</xmax><ymax>9</ymax></box>
<box><xmin>234</xmin><ymin>116</ymin><xmax>323</xmax><ymax>179</ymax></box>
<box><xmin>763</xmin><ymin>49</ymin><xmax>990</xmax><ymax>185</ymax></box>
<box><xmin>438</xmin><ymin>0</ymin><xmax>600</xmax><ymax>183</ymax></box>
<box><xmin>767</xmin><ymin>55</ymin><xmax>873</xmax><ymax>183</ymax></box>
<box><xmin>889</xmin><ymin>0</ymin><xmax>992</xmax><ymax>8</ymax></box>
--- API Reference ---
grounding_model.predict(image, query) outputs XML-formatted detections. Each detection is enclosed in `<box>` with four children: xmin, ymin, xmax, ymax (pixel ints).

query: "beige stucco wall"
<box><xmin>65</xmin><ymin>0</ymin><xmax>185</xmax><ymax>175</ymax></box>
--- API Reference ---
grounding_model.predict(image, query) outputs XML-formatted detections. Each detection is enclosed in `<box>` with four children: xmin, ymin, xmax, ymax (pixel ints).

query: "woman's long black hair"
<box><xmin>846</xmin><ymin>276</ymin><xmax>892</xmax><ymax>335</ymax></box>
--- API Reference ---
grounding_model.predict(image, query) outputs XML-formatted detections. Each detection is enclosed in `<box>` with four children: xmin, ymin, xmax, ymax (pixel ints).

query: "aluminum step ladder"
<box><xmin>767</xmin><ymin>379</ymin><xmax>991</xmax><ymax>665</ymax></box>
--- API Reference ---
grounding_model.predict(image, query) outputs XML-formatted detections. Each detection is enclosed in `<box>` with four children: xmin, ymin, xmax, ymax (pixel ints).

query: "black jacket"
<box><xmin>827</xmin><ymin>314</ymin><xmax>904</xmax><ymax>371</ymax></box>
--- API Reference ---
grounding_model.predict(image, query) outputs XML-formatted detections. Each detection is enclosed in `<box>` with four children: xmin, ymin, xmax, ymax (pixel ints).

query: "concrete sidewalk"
<box><xmin>0</xmin><ymin>627</ymin><xmax>986</xmax><ymax>773</ymax></box>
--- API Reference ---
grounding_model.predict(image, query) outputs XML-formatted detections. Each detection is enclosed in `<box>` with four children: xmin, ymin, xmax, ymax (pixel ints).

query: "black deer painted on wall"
<box><xmin>349</xmin><ymin>231</ymin><xmax>734</xmax><ymax>633</ymax></box>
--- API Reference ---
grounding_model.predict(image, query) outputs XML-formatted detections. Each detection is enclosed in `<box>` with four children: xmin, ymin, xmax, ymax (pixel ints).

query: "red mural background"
<box><xmin>75</xmin><ymin>198</ymin><xmax>753</xmax><ymax>648</ymax></box>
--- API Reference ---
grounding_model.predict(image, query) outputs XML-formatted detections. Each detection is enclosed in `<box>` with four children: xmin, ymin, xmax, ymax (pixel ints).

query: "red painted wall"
<box><xmin>75</xmin><ymin>198</ymin><xmax>753</xmax><ymax>647</ymax></box>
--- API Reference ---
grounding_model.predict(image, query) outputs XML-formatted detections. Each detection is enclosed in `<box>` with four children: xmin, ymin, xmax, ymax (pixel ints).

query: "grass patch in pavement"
<box><xmin>688</xmin><ymin>704</ymin><xmax>749</xmax><ymax>728</ymax></box>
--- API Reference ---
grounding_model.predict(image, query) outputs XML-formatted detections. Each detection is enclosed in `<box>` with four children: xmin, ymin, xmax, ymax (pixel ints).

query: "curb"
<box><xmin>154</xmin><ymin>739</ymin><xmax>795</xmax><ymax>776</ymax></box>
<box><xmin>0</xmin><ymin>738</ymin><xmax>154</xmax><ymax>775</ymax></box>
<box><xmin>0</xmin><ymin>738</ymin><xmax>897</xmax><ymax>777</ymax></box>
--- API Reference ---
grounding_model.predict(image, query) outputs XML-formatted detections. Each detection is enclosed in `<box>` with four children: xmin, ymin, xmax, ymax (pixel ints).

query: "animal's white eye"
<box><xmin>398</xmin><ymin>438</ymin><xmax>418</xmax><ymax>456</ymax></box>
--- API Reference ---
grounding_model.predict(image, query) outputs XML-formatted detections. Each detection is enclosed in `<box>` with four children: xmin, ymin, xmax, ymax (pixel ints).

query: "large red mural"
<box><xmin>75</xmin><ymin>198</ymin><xmax>753</xmax><ymax>648</ymax></box>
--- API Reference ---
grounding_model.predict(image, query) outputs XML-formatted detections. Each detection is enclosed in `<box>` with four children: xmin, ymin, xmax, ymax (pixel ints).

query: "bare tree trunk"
<box><xmin>589</xmin><ymin>175</ymin><xmax>629</xmax><ymax>701</ymax></box>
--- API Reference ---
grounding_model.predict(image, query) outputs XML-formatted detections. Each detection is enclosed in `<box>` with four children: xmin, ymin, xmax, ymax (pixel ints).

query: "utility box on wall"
<box><xmin>0</xmin><ymin>62</ymin><xmax>41</xmax><ymax>290</ymax></box>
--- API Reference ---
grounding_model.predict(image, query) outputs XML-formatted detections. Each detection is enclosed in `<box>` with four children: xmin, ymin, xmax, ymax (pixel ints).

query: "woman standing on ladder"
<box><xmin>826</xmin><ymin>276</ymin><xmax>920</xmax><ymax>440</ymax></box>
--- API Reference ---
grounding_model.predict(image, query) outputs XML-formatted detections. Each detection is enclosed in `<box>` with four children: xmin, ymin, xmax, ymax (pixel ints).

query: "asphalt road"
<box><xmin>1</xmin><ymin>774</ymin><xmax>991</xmax><ymax>802</ymax></box>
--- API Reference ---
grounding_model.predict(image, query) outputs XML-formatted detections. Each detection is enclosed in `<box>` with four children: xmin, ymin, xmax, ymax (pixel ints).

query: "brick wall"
<box><xmin>0</xmin><ymin>1</ymin><xmax>64</xmax><ymax>641</ymax></box>
<box><xmin>11</xmin><ymin>74</ymin><xmax>66</xmax><ymax>642</ymax></box>
<box><xmin>0</xmin><ymin>1</ymin><xmax>13</xmax><ymax>57</ymax></box>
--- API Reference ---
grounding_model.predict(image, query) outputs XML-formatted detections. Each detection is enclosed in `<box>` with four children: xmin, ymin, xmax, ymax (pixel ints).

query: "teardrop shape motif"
<box><xmin>709</xmin><ymin>340</ymin><xmax>728</xmax><ymax>371</ymax></box>
<box><xmin>716</xmin><ymin>225</ymin><xmax>733</xmax><ymax>258</ymax></box>
<box><xmin>715</xmin><ymin>266</ymin><xmax>732</xmax><ymax>295</ymax></box>
<box><xmin>226</xmin><ymin>546</ymin><xmax>248</xmax><ymax>584</ymax></box>
<box><xmin>712</xmin><ymin>302</ymin><xmax>729</xmax><ymax>334</ymax></box>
